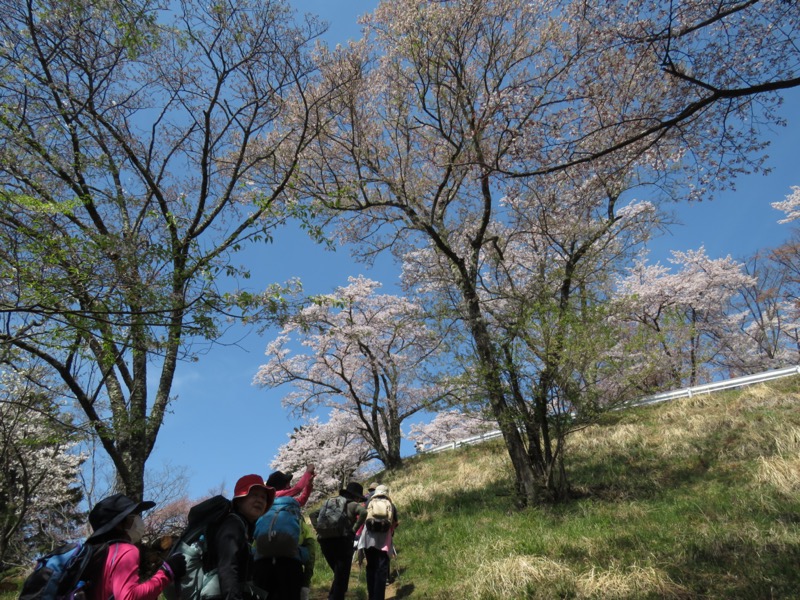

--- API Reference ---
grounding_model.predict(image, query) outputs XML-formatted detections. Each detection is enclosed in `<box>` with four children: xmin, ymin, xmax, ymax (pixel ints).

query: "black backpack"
<box><xmin>18</xmin><ymin>541</ymin><xmax>109</xmax><ymax>600</ymax></box>
<box><xmin>163</xmin><ymin>495</ymin><xmax>232</xmax><ymax>600</ymax></box>
<box><xmin>313</xmin><ymin>496</ymin><xmax>351</xmax><ymax>539</ymax></box>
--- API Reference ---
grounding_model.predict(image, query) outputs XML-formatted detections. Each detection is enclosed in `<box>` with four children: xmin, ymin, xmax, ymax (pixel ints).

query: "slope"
<box><xmin>312</xmin><ymin>377</ymin><xmax>800</xmax><ymax>599</ymax></box>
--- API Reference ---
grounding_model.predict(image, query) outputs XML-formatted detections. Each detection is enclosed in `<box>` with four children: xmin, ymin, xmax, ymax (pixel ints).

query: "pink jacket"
<box><xmin>274</xmin><ymin>470</ymin><xmax>314</xmax><ymax>507</ymax></box>
<box><xmin>90</xmin><ymin>543</ymin><xmax>171</xmax><ymax>600</ymax></box>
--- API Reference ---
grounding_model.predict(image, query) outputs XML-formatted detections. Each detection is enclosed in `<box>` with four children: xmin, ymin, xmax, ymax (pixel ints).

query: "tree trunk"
<box><xmin>465</xmin><ymin>291</ymin><xmax>540</xmax><ymax>506</ymax></box>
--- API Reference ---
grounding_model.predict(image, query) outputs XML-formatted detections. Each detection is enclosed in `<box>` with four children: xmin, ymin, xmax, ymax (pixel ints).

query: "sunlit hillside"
<box><xmin>311</xmin><ymin>377</ymin><xmax>800</xmax><ymax>599</ymax></box>
<box><xmin>4</xmin><ymin>379</ymin><xmax>798</xmax><ymax>600</ymax></box>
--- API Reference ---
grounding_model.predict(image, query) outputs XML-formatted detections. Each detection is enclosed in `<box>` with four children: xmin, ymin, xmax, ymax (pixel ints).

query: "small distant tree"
<box><xmin>137</xmin><ymin>463</ymin><xmax>192</xmax><ymax>542</ymax></box>
<box><xmin>271</xmin><ymin>410</ymin><xmax>374</xmax><ymax>503</ymax></box>
<box><xmin>143</xmin><ymin>497</ymin><xmax>192</xmax><ymax>543</ymax></box>
<box><xmin>407</xmin><ymin>410</ymin><xmax>497</xmax><ymax>452</ymax></box>
<box><xmin>256</xmin><ymin>276</ymin><xmax>455</xmax><ymax>469</ymax></box>
<box><xmin>617</xmin><ymin>248</ymin><xmax>757</xmax><ymax>386</ymax></box>
<box><xmin>721</xmin><ymin>250</ymin><xmax>797</xmax><ymax>374</ymax></box>
<box><xmin>0</xmin><ymin>367</ymin><xmax>84</xmax><ymax>573</ymax></box>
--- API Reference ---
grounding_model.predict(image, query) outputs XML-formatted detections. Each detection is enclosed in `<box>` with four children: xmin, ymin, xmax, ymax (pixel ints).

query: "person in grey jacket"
<box><xmin>310</xmin><ymin>482</ymin><xmax>367</xmax><ymax>600</ymax></box>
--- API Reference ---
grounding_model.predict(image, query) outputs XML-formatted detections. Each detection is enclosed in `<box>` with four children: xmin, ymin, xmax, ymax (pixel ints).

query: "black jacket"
<box><xmin>214</xmin><ymin>511</ymin><xmax>255</xmax><ymax>600</ymax></box>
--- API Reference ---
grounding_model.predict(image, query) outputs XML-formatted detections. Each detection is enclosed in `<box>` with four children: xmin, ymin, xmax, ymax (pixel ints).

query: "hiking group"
<box><xmin>18</xmin><ymin>467</ymin><xmax>399</xmax><ymax>600</ymax></box>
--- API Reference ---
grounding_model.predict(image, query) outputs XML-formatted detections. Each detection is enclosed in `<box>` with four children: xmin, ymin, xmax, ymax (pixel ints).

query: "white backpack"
<box><xmin>365</xmin><ymin>495</ymin><xmax>394</xmax><ymax>533</ymax></box>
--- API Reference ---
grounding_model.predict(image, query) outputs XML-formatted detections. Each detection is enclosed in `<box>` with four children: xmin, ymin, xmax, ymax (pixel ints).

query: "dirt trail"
<box><xmin>308</xmin><ymin>569</ymin><xmax>402</xmax><ymax>599</ymax></box>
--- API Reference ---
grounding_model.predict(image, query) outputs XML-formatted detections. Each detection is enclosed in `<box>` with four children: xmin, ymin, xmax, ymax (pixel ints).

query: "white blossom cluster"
<box><xmin>0</xmin><ymin>369</ymin><xmax>85</xmax><ymax>565</ymax></box>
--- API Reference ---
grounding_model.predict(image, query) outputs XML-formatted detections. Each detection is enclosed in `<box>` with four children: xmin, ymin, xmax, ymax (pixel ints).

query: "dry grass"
<box><xmin>389</xmin><ymin>446</ymin><xmax>510</xmax><ymax>509</ymax></box>
<box><xmin>755</xmin><ymin>429</ymin><xmax>800</xmax><ymax>496</ymax></box>
<box><xmin>452</xmin><ymin>554</ymin><xmax>574</xmax><ymax>599</ymax></box>
<box><xmin>573</xmin><ymin>385</ymin><xmax>799</xmax><ymax>465</ymax></box>
<box><xmin>450</xmin><ymin>555</ymin><xmax>691</xmax><ymax>600</ymax></box>
<box><xmin>575</xmin><ymin>564</ymin><xmax>690</xmax><ymax>599</ymax></box>
<box><xmin>571</xmin><ymin>423</ymin><xmax>643</xmax><ymax>451</ymax></box>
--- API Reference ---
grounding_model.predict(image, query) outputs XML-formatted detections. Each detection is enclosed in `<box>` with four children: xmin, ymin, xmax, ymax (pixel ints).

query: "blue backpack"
<box><xmin>254</xmin><ymin>497</ymin><xmax>301</xmax><ymax>559</ymax></box>
<box><xmin>18</xmin><ymin>541</ymin><xmax>107</xmax><ymax>600</ymax></box>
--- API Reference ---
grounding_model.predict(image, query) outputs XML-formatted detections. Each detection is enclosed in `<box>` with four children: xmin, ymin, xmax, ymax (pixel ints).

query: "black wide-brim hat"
<box><xmin>87</xmin><ymin>493</ymin><xmax>156</xmax><ymax>542</ymax></box>
<box><xmin>340</xmin><ymin>481</ymin><xmax>364</xmax><ymax>501</ymax></box>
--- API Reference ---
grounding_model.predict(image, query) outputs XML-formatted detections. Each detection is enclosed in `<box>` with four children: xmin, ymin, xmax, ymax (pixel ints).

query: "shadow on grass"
<box><xmin>672</xmin><ymin>531</ymin><xmax>800</xmax><ymax>597</ymax></box>
<box><xmin>394</xmin><ymin>582</ymin><xmax>415</xmax><ymax>598</ymax></box>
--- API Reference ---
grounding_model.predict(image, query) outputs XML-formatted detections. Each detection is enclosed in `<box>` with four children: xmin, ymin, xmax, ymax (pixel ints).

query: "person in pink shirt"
<box><xmin>271</xmin><ymin>464</ymin><xmax>315</xmax><ymax>507</ymax></box>
<box><xmin>86</xmin><ymin>494</ymin><xmax>186</xmax><ymax>600</ymax></box>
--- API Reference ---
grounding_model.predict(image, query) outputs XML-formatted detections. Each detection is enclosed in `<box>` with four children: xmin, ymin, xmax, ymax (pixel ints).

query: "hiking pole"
<box><xmin>391</xmin><ymin>543</ymin><xmax>399</xmax><ymax>584</ymax></box>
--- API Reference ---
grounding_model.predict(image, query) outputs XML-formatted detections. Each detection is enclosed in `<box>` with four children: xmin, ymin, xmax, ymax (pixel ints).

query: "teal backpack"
<box><xmin>254</xmin><ymin>497</ymin><xmax>301</xmax><ymax>559</ymax></box>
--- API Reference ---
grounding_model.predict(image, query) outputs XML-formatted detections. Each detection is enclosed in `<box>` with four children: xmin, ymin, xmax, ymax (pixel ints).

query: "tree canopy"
<box><xmin>292</xmin><ymin>0</ymin><xmax>800</xmax><ymax>504</ymax></box>
<box><xmin>0</xmin><ymin>0</ymin><xmax>327</xmax><ymax>498</ymax></box>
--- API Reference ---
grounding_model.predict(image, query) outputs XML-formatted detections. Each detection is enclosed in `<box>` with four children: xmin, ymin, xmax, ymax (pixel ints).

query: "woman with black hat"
<box><xmin>309</xmin><ymin>482</ymin><xmax>367</xmax><ymax>600</ymax></box>
<box><xmin>86</xmin><ymin>493</ymin><xmax>186</xmax><ymax>600</ymax></box>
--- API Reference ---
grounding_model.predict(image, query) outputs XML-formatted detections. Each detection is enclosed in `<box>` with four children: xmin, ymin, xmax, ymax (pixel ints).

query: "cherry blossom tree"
<box><xmin>617</xmin><ymin>247</ymin><xmax>757</xmax><ymax>386</ymax></box>
<box><xmin>503</xmin><ymin>0</ymin><xmax>800</xmax><ymax>183</ymax></box>
<box><xmin>748</xmin><ymin>186</ymin><xmax>800</xmax><ymax>365</ymax></box>
<box><xmin>677</xmin><ymin>190</ymin><xmax>800</xmax><ymax>376</ymax></box>
<box><xmin>270</xmin><ymin>409</ymin><xmax>375</xmax><ymax>504</ymax></box>
<box><xmin>292</xmin><ymin>0</ymin><xmax>671</xmax><ymax>503</ymax></box>
<box><xmin>0</xmin><ymin>0</ymin><xmax>327</xmax><ymax>499</ymax></box>
<box><xmin>772</xmin><ymin>187</ymin><xmax>800</xmax><ymax>225</ymax></box>
<box><xmin>256</xmin><ymin>277</ymin><xmax>454</xmax><ymax>469</ymax></box>
<box><xmin>717</xmin><ymin>251</ymin><xmax>799</xmax><ymax>374</ymax></box>
<box><xmin>290</xmin><ymin>0</ymin><xmax>798</xmax><ymax>505</ymax></box>
<box><xmin>636</xmin><ymin>187</ymin><xmax>800</xmax><ymax>383</ymax></box>
<box><xmin>0</xmin><ymin>367</ymin><xmax>84</xmax><ymax>572</ymax></box>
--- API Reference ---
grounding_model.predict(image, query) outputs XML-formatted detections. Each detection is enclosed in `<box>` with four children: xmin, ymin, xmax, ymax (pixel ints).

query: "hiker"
<box><xmin>358</xmin><ymin>485</ymin><xmax>399</xmax><ymax>600</ymax></box>
<box><xmin>252</xmin><ymin>471</ymin><xmax>308</xmax><ymax>599</ymax></box>
<box><xmin>274</xmin><ymin>464</ymin><xmax>316</xmax><ymax>507</ymax></box>
<box><xmin>310</xmin><ymin>482</ymin><xmax>367</xmax><ymax>600</ymax></box>
<box><xmin>87</xmin><ymin>493</ymin><xmax>187</xmax><ymax>600</ymax></box>
<box><xmin>216</xmin><ymin>474</ymin><xmax>275</xmax><ymax>600</ymax></box>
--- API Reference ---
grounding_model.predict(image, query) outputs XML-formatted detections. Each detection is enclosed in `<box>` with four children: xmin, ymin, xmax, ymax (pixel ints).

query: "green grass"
<box><xmin>5</xmin><ymin>378</ymin><xmax>799</xmax><ymax>599</ymax></box>
<box><xmin>318</xmin><ymin>378</ymin><xmax>800</xmax><ymax>599</ymax></box>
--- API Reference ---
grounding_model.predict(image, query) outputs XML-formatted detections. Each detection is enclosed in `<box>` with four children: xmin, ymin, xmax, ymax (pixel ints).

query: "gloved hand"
<box><xmin>162</xmin><ymin>553</ymin><xmax>187</xmax><ymax>581</ymax></box>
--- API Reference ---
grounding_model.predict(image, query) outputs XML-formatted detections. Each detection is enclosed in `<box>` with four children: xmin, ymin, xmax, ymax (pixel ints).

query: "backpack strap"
<box><xmin>266</xmin><ymin>506</ymin><xmax>285</xmax><ymax>537</ymax></box>
<box><xmin>108</xmin><ymin>543</ymin><xmax>121</xmax><ymax>571</ymax></box>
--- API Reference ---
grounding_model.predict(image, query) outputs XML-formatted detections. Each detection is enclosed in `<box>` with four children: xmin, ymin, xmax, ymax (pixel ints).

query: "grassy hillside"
<box><xmin>4</xmin><ymin>378</ymin><xmax>798</xmax><ymax>600</ymax></box>
<box><xmin>317</xmin><ymin>377</ymin><xmax>800</xmax><ymax>599</ymax></box>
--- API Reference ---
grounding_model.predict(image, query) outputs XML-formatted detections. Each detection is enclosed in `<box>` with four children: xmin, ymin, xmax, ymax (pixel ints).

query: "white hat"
<box><xmin>374</xmin><ymin>484</ymin><xmax>390</xmax><ymax>496</ymax></box>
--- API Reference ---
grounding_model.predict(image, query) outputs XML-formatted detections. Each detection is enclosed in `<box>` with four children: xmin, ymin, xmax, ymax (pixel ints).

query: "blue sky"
<box><xmin>147</xmin><ymin>1</ymin><xmax>800</xmax><ymax>500</ymax></box>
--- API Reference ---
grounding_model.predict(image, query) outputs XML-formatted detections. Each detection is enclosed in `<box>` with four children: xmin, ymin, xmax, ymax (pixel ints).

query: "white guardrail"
<box><xmin>422</xmin><ymin>365</ymin><xmax>800</xmax><ymax>455</ymax></box>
